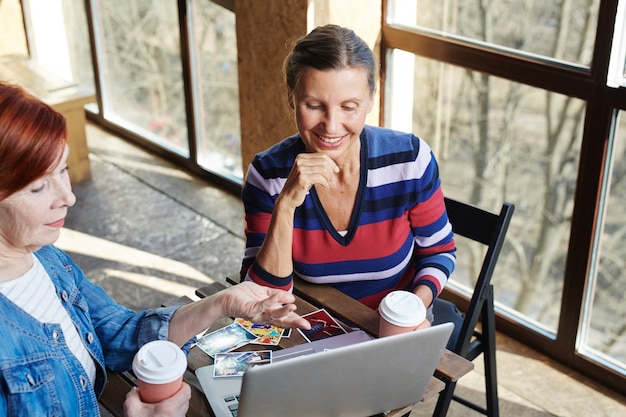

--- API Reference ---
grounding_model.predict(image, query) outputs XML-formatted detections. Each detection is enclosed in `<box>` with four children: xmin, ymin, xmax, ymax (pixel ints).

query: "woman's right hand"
<box><xmin>214</xmin><ymin>281</ymin><xmax>311</xmax><ymax>330</ymax></box>
<box><xmin>249</xmin><ymin>152</ymin><xmax>339</xmax><ymax>282</ymax></box>
<box><xmin>277</xmin><ymin>152</ymin><xmax>339</xmax><ymax>210</ymax></box>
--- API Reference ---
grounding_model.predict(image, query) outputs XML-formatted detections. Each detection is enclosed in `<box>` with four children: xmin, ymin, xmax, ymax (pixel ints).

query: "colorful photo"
<box><xmin>235</xmin><ymin>318</ymin><xmax>285</xmax><ymax>345</ymax></box>
<box><xmin>298</xmin><ymin>309</ymin><xmax>347</xmax><ymax>342</ymax></box>
<box><xmin>213</xmin><ymin>350</ymin><xmax>272</xmax><ymax>377</ymax></box>
<box><xmin>196</xmin><ymin>323</ymin><xmax>258</xmax><ymax>358</ymax></box>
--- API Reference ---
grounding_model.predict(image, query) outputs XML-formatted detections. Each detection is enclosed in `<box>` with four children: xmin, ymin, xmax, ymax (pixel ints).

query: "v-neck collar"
<box><xmin>309</xmin><ymin>131</ymin><xmax>368</xmax><ymax>246</ymax></box>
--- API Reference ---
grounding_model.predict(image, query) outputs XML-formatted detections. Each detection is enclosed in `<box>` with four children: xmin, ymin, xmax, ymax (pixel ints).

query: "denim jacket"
<box><xmin>0</xmin><ymin>245</ymin><xmax>190</xmax><ymax>416</ymax></box>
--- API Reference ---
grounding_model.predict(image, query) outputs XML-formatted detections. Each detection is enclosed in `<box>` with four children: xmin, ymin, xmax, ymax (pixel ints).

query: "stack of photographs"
<box><xmin>195</xmin><ymin>309</ymin><xmax>347</xmax><ymax>378</ymax></box>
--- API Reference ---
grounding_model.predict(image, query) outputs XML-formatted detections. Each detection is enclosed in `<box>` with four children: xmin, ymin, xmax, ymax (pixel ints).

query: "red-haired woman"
<box><xmin>0</xmin><ymin>82</ymin><xmax>309</xmax><ymax>417</ymax></box>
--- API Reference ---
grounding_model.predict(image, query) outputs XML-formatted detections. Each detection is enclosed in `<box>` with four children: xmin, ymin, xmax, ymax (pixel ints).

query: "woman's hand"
<box><xmin>251</xmin><ymin>153</ymin><xmax>338</xmax><ymax>281</ymax></box>
<box><xmin>123</xmin><ymin>383</ymin><xmax>191</xmax><ymax>417</ymax></box>
<box><xmin>215</xmin><ymin>282</ymin><xmax>312</xmax><ymax>330</ymax></box>
<box><xmin>416</xmin><ymin>319</ymin><xmax>431</xmax><ymax>330</ymax></box>
<box><xmin>168</xmin><ymin>282</ymin><xmax>311</xmax><ymax>346</ymax></box>
<box><xmin>277</xmin><ymin>153</ymin><xmax>339</xmax><ymax>210</ymax></box>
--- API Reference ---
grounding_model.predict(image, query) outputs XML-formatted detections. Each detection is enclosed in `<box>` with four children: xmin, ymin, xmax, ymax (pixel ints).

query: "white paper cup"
<box><xmin>378</xmin><ymin>291</ymin><xmax>427</xmax><ymax>337</ymax></box>
<box><xmin>132</xmin><ymin>340</ymin><xmax>187</xmax><ymax>403</ymax></box>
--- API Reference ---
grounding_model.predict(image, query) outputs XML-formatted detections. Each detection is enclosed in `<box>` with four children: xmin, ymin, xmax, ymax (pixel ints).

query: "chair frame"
<box><xmin>432</xmin><ymin>197</ymin><xmax>515</xmax><ymax>417</ymax></box>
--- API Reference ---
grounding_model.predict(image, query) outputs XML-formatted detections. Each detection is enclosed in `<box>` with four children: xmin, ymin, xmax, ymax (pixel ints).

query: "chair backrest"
<box><xmin>443</xmin><ymin>197</ymin><xmax>514</xmax><ymax>356</ymax></box>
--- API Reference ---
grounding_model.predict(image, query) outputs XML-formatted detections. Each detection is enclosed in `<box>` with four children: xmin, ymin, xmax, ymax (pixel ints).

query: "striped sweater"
<box><xmin>241</xmin><ymin>125</ymin><xmax>456</xmax><ymax>309</ymax></box>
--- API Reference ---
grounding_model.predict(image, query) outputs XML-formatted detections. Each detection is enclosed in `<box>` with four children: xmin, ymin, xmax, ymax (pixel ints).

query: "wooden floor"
<box><xmin>68</xmin><ymin>123</ymin><xmax>626</xmax><ymax>417</ymax></box>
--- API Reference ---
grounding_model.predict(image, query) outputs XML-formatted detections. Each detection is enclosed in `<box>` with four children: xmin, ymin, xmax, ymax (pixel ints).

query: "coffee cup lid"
<box><xmin>379</xmin><ymin>291</ymin><xmax>426</xmax><ymax>327</ymax></box>
<box><xmin>132</xmin><ymin>340</ymin><xmax>187</xmax><ymax>384</ymax></box>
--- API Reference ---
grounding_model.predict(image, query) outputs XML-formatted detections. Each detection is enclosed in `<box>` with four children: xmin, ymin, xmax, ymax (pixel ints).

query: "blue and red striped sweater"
<box><xmin>241</xmin><ymin>125</ymin><xmax>456</xmax><ymax>309</ymax></box>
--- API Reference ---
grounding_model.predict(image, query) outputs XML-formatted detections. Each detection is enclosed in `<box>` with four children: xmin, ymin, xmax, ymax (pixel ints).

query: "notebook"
<box><xmin>196</xmin><ymin>323</ymin><xmax>454</xmax><ymax>417</ymax></box>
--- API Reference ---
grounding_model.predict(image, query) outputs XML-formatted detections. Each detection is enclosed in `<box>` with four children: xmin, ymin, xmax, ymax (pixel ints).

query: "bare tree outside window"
<box><xmin>388</xmin><ymin>0</ymin><xmax>626</xmax><ymax>365</ymax></box>
<box><xmin>91</xmin><ymin>0</ymin><xmax>240</xmax><ymax>179</ymax></box>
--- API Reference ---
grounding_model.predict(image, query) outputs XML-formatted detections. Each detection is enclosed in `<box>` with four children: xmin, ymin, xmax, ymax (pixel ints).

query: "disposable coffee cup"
<box><xmin>132</xmin><ymin>340</ymin><xmax>187</xmax><ymax>403</ymax></box>
<box><xmin>378</xmin><ymin>291</ymin><xmax>427</xmax><ymax>337</ymax></box>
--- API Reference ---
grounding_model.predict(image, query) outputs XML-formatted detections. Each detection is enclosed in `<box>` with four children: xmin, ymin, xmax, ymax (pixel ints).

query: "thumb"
<box><xmin>125</xmin><ymin>386</ymin><xmax>141</xmax><ymax>401</ymax></box>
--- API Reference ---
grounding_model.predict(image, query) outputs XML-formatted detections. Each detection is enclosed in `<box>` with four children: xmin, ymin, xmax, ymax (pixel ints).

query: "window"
<box><xmin>86</xmin><ymin>0</ymin><xmax>241</xmax><ymax>188</ymax></box>
<box><xmin>608</xmin><ymin>0</ymin><xmax>626</xmax><ymax>87</ymax></box>
<box><xmin>579</xmin><ymin>110</ymin><xmax>626</xmax><ymax>373</ymax></box>
<box><xmin>93</xmin><ymin>0</ymin><xmax>189</xmax><ymax>155</ymax></box>
<box><xmin>578</xmin><ymin>1</ymin><xmax>626</xmax><ymax>376</ymax></box>
<box><xmin>0</xmin><ymin>0</ymin><xmax>28</xmax><ymax>59</ymax></box>
<box><xmin>383</xmin><ymin>0</ymin><xmax>626</xmax><ymax>395</ymax></box>
<box><xmin>20</xmin><ymin>0</ymin><xmax>94</xmax><ymax>90</ymax></box>
<box><xmin>391</xmin><ymin>52</ymin><xmax>586</xmax><ymax>335</ymax></box>
<box><xmin>189</xmin><ymin>0</ymin><xmax>242</xmax><ymax>180</ymax></box>
<box><xmin>387</xmin><ymin>0</ymin><xmax>598</xmax><ymax>67</ymax></box>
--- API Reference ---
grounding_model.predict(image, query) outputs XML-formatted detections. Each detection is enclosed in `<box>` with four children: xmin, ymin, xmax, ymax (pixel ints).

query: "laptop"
<box><xmin>196</xmin><ymin>322</ymin><xmax>453</xmax><ymax>417</ymax></box>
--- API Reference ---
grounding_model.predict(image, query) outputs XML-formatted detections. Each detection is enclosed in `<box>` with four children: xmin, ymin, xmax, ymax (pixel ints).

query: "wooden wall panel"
<box><xmin>235</xmin><ymin>0</ymin><xmax>308</xmax><ymax>177</ymax></box>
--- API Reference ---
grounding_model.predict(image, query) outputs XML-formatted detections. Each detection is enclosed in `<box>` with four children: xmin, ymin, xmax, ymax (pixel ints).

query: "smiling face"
<box><xmin>0</xmin><ymin>145</ymin><xmax>76</xmax><ymax>255</ymax></box>
<box><xmin>292</xmin><ymin>67</ymin><xmax>375</xmax><ymax>163</ymax></box>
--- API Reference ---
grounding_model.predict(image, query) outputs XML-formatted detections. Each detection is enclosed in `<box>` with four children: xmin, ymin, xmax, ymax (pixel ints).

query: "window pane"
<box><xmin>190</xmin><ymin>0</ymin><xmax>242</xmax><ymax>181</ymax></box>
<box><xmin>62</xmin><ymin>0</ymin><xmax>95</xmax><ymax>94</ymax></box>
<box><xmin>0</xmin><ymin>0</ymin><xmax>28</xmax><ymax>59</ymax></box>
<box><xmin>387</xmin><ymin>0</ymin><xmax>598</xmax><ymax>66</ymax></box>
<box><xmin>386</xmin><ymin>50</ymin><xmax>586</xmax><ymax>334</ymax></box>
<box><xmin>579</xmin><ymin>111</ymin><xmax>626</xmax><ymax>372</ymax></box>
<box><xmin>95</xmin><ymin>0</ymin><xmax>188</xmax><ymax>155</ymax></box>
<box><xmin>608</xmin><ymin>0</ymin><xmax>626</xmax><ymax>87</ymax></box>
<box><xmin>19</xmin><ymin>0</ymin><xmax>94</xmax><ymax>90</ymax></box>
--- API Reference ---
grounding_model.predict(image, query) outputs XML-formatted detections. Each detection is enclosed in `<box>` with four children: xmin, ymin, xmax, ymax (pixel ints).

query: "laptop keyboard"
<box><xmin>223</xmin><ymin>394</ymin><xmax>240</xmax><ymax>416</ymax></box>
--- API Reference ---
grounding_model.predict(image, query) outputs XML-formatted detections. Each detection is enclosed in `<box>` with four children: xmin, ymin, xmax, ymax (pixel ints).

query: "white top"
<box><xmin>0</xmin><ymin>255</ymin><xmax>97</xmax><ymax>384</ymax></box>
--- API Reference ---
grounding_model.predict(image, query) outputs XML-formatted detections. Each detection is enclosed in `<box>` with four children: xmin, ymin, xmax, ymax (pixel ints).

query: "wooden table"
<box><xmin>291</xmin><ymin>276</ymin><xmax>474</xmax><ymax>386</ymax></box>
<box><xmin>99</xmin><ymin>281</ymin><xmax>474</xmax><ymax>417</ymax></box>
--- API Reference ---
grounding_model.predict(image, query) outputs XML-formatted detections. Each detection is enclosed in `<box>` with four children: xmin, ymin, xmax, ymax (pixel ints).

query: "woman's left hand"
<box><xmin>416</xmin><ymin>319</ymin><xmax>431</xmax><ymax>330</ymax></box>
<box><xmin>123</xmin><ymin>383</ymin><xmax>191</xmax><ymax>417</ymax></box>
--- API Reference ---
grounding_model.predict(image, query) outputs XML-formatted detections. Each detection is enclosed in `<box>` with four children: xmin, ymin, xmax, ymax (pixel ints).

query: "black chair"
<box><xmin>429</xmin><ymin>197</ymin><xmax>515</xmax><ymax>417</ymax></box>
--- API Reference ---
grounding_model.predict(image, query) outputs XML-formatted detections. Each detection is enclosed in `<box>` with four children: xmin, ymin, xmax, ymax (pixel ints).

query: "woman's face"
<box><xmin>0</xmin><ymin>145</ymin><xmax>76</xmax><ymax>254</ymax></box>
<box><xmin>292</xmin><ymin>67</ymin><xmax>374</xmax><ymax>161</ymax></box>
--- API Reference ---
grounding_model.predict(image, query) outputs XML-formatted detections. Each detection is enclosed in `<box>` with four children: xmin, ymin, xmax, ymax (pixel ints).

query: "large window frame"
<box><xmin>84</xmin><ymin>0</ymin><xmax>241</xmax><ymax>195</ymax></box>
<box><xmin>380</xmin><ymin>0</ymin><xmax>626</xmax><ymax>395</ymax></box>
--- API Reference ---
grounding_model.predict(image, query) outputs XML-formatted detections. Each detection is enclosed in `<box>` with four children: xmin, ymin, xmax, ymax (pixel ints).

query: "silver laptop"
<box><xmin>196</xmin><ymin>323</ymin><xmax>453</xmax><ymax>417</ymax></box>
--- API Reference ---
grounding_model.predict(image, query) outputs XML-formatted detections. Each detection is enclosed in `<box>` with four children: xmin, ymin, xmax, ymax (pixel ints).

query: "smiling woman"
<box><xmin>240</xmin><ymin>25</ymin><xmax>456</xmax><ymax>327</ymax></box>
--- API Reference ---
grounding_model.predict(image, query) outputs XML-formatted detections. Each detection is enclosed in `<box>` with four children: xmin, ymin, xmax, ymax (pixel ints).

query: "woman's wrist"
<box><xmin>168</xmin><ymin>295</ymin><xmax>224</xmax><ymax>345</ymax></box>
<box><xmin>273</xmin><ymin>194</ymin><xmax>298</xmax><ymax>217</ymax></box>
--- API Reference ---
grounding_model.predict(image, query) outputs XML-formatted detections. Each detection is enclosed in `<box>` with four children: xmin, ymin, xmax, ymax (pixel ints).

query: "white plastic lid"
<box><xmin>132</xmin><ymin>340</ymin><xmax>187</xmax><ymax>384</ymax></box>
<box><xmin>378</xmin><ymin>291</ymin><xmax>426</xmax><ymax>327</ymax></box>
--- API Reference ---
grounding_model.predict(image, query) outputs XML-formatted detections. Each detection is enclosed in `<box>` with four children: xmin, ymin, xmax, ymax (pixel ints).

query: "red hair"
<box><xmin>0</xmin><ymin>82</ymin><xmax>67</xmax><ymax>200</ymax></box>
